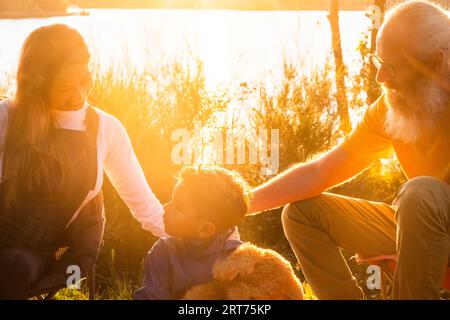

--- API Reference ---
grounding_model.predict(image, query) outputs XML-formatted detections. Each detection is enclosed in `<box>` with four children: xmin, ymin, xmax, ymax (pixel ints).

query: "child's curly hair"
<box><xmin>177</xmin><ymin>166</ymin><xmax>251</xmax><ymax>233</ymax></box>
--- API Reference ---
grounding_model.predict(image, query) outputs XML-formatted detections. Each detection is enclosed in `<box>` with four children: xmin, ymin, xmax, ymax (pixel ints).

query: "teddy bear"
<box><xmin>183</xmin><ymin>243</ymin><xmax>304</xmax><ymax>300</ymax></box>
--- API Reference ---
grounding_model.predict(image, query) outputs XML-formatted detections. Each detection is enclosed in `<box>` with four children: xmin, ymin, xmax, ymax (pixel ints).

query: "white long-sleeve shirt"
<box><xmin>0</xmin><ymin>99</ymin><xmax>166</xmax><ymax>238</ymax></box>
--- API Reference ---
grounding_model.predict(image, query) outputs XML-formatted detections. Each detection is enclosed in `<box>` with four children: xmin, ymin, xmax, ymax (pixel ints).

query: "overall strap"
<box><xmin>85</xmin><ymin>106</ymin><xmax>99</xmax><ymax>138</ymax></box>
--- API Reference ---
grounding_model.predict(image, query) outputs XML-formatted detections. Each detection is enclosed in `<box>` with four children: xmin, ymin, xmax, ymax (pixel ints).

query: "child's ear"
<box><xmin>198</xmin><ymin>222</ymin><xmax>216</xmax><ymax>238</ymax></box>
<box><xmin>430</xmin><ymin>49</ymin><xmax>446</xmax><ymax>72</ymax></box>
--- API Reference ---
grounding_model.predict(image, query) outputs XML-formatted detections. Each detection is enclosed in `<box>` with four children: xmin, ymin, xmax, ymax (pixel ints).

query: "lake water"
<box><xmin>0</xmin><ymin>9</ymin><xmax>371</xmax><ymax>90</ymax></box>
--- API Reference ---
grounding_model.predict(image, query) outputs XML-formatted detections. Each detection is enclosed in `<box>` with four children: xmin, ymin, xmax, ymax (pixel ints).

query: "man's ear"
<box><xmin>198</xmin><ymin>222</ymin><xmax>216</xmax><ymax>239</ymax></box>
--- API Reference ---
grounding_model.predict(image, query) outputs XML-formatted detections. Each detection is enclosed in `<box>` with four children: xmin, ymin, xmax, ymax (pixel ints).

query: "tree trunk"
<box><xmin>328</xmin><ymin>0</ymin><xmax>351</xmax><ymax>134</ymax></box>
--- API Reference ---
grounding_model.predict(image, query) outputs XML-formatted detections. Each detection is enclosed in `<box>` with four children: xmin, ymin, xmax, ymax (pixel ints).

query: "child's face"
<box><xmin>163</xmin><ymin>182</ymin><xmax>216</xmax><ymax>240</ymax></box>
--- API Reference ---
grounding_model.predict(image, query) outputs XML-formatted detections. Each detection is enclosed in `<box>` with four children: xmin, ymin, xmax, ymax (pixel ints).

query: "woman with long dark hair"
<box><xmin>0</xmin><ymin>24</ymin><xmax>166</xmax><ymax>299</ymax></box>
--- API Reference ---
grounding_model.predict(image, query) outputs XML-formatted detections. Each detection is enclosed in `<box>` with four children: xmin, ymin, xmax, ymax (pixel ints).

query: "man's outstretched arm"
<box><xmin>249</xmin><ymin>144</ymin><xmax>375</xmax><ymax>214</ymax></box>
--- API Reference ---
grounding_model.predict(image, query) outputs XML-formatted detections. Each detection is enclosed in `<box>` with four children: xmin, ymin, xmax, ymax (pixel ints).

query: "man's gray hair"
<box><xmin>382</xmin><ymin>1</ymin><xmax>450</xmax><ymax>58</ymax></box>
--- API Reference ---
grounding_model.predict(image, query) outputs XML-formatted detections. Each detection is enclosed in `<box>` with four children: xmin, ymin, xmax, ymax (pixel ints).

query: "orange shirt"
<box><xmin>342</xmin><ymin>96</ymin><xmax>450</xmax><ymax>184</ymax></box>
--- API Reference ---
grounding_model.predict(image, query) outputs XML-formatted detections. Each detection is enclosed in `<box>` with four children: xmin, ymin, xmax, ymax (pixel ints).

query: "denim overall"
<box><xmin>0</xmin><ymin>107</ymin><xmax>105</xmax><ymax>299</ymax></box>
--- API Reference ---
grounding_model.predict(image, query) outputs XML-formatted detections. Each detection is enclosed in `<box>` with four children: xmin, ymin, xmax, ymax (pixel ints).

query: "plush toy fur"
<box><xmin>183</xmin><ymin>243</ymin><xmax>304</xmax><ymax>300</ymax></box>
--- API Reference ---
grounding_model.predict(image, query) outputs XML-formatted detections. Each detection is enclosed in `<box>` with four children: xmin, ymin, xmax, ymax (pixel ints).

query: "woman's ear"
<box><xmin>197</xmin><ymin>222</ymin><xmax>216</xmax><ymax>239</ymax></box>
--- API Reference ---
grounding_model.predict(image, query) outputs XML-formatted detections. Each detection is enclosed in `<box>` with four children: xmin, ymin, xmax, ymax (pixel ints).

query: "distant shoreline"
<box><xmin>0</xmin><ymin>11</ymin><xmax>71</xmax><ymax>19</ymax></box>
<box><xmin>0</xmin><ymin>7</ymin><xmax>89</xmax><ymax>19</ymax></box>
<box><xmin>0</xmin><ymin>8</ymin><xmax>366</xmax><ymax>20</ymax></box>
<box><xmin>0</xmin><ymin>5</ymin><xmax>370</xmax><ymax>20</ymax></box>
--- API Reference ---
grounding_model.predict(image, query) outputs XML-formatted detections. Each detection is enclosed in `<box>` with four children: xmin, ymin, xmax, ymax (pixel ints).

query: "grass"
<box><xmin>54</xmin><ymin>280</ymin><xmax>318</xmax><ymax>300</ymax></box>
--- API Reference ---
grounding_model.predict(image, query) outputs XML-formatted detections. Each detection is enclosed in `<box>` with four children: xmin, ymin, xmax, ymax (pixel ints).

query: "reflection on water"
<box><xmin>0</xmin><ymin>9</ymin><xmax>370</xmax><ymax>89</ymax></box>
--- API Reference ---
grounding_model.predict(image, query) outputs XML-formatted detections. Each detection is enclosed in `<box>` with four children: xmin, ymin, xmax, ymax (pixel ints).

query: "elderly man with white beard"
<box><xmin>248</xmin><ymin>0</ymin><xmax>449</xmax><ymax>300</ymax></box>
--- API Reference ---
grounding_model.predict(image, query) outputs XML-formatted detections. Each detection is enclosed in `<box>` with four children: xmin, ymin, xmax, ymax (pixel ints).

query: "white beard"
<box><xmin>383</xmin><ymin>79</ymin><xmax>449</xmax><ymax>144</ymax></box>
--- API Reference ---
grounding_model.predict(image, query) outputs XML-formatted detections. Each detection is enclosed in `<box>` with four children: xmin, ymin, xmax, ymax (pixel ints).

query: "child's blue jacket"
<box><xmin>133</xmin><ymin>227</ymin><xmax>241</xmax><ymax>300</ymax></box>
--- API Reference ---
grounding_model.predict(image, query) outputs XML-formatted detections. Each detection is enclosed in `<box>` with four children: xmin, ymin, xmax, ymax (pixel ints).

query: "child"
<box><xmin>133</xmin><ymin>166</ymin><xmax>249</xmax><ymax>300</ymax></box>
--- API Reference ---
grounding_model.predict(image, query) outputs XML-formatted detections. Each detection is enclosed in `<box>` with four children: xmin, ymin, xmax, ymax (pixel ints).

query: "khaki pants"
<box><xmin>281</xmin><ymin>176</ymin><xmax>450</xmax><ymax>300</ymax></box>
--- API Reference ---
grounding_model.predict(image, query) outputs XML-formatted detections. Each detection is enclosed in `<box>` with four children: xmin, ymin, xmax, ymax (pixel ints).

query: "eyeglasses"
<box><xmin>371</xmin><ymin>48</ymin><xmax>449</xmax><ymax>79</ymax></box>
<box><xmin>370</xmin><ymin>53</ymin><xmax>396</xmax><ymax>79</ymax></box>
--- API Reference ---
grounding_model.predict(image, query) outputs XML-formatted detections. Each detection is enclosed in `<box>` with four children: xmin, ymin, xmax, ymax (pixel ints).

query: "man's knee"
<box><xmin>281</xmin><ymin>195</ymin><xmax>325</xmax><ymax>230</ymax></box>
<box><xmin>395</xmin><ymin>176</ymin><xmax>449</xmax><ymax>226</ymax></box>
